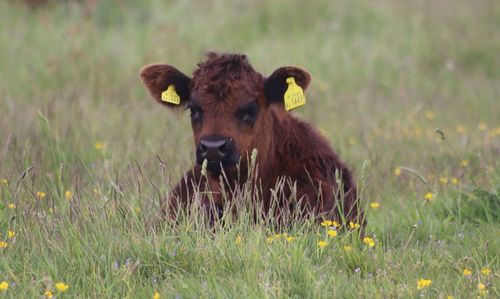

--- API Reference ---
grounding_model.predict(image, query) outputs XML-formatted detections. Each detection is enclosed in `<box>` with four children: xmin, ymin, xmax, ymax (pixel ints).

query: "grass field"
<box><xmin>0</xmin><ymin>0</ymin><xmax>499</xmax><ymax>298</ymax></box>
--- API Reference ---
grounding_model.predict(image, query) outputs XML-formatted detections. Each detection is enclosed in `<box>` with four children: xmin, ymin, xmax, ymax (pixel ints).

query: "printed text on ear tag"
<box><xmin>284</xmin><ymin>77</ymin><xmax>306</xmax><ymax>111</ymax></box>
<box><xmin>161</xmin><ymin>84</ymin><xmax>180</xmax><ymax>105</ymax></box>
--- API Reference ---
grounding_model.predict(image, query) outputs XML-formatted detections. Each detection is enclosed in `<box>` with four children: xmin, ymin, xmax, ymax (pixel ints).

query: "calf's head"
<box><xmin>140</xmin><ymin>53</ymin><xmax>311</xmax><ymax>174</ymax></box>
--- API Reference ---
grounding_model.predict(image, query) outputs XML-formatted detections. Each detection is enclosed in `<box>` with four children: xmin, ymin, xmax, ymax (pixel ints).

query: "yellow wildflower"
<box><xmin>36</xmin><ymin>191</ymin><xmax>46</xmax><ymax>199</ymax></box>
<box><xmin>343</xmin><ymin>245</ymin><xmax>352</xmax><ymax>252</ymax></box>
<box><xmin>135</xmin><ymin>207</ymin><xmax>141</xmax><ymax>213</ymax></box>
<box><xmin>439</xmin><ymin>177</ymin><xmax>448</xmax><ymax>185</ymax></box>
<box><xmin>55</xmin><ymin>282</ymin><xmax>69</xmax><ymax>292</ymax></box>
<box><xmin>478</xmin><ymin>283</ymin><xmax>488</xmax><ymax>294</ymax></box>
<box><xmin>153</xmin><ymin>291</ymin><xmax>160</xmax><ymax>299</ymax></box>
<box><xmin>417</xmin><ymin>278</ymin><xmax>432</xmax><ymax>290</ymax></box>
<box><xmin>286</xmin><ymin>236</ymin><xmax>295</xmax><ymax>243</ymax></box>
<box><xmin>463</xmin><ymin>268</ymin><xmax>472</xmax><ymax>276</ymax></box>
<box><xmin>456</xmin><ymin>125</ymin><xmax>465</xmax><ymax>135</ymax></box>
<box><xmin>7</xmin><ymin>230</ymin><xmax>15</xmax><ymax>239</ymax></box>
<box><xmin>478</xmin><ymin>122</ymin><xmax>487</xmax><ymax>131</ymax></box>
<box><xmin>363</xmin><ymin>237</ymin><xmax>375</xmax><ymax>247</ymax></box>
<box><xmin>65</xmin><ymin>190</ymin><xmax>73</xmax><ymax>200</ymax></box>
<box><xmin>0</xmin><ymin>179</ymin><xmax>7</xmax><ymax>186</ymax></box>
<box><xmin>0</xmin><ymin>241</ymin><xmax>8</xmax><ymax>249</ymax></box>
<box><xmin>495</xmin><ymin>126</ymin><xmax>500</xmax><ymax>135</ymax></box>
<box><xmin>414</xmin><ymin>127</ymin><xmax>422</xmax><ymax>137</ymax></box>
<box><xmin>93</xmin><ymin>187</ymin><xmax>100</xmax><ymax>195</ymax></box>
<box><xmin>424</xmin><ymin>111</ymin><xmax>435</xmax><ymax>120</ymax></box>
<box><xmin>0</xmin><ymin>281</ymin><xmax>8</xmax><ymax>291</ymax></box>
<box><xmin>481</xmin><ymin>268</ymin><xmax>491</xmax><ymax>276</ymax></box>
<box><xmin>424</xmin><ymin>192</ymin><xmax>434</xmax><ymax>202</ymax></box>
<box><xmin>94</xmin><ymin>142</ymin><xmax>104</xmax><ymax>150</ymax></box>
<box><xmin>317</xmin><ymin>241</ymin><xmax>328</xmax><ymax>248</ymax></box>
<box><xmin>327</xmin><ymin>230</ymin><xmax>338</xmax><ymax>238</ymax></box>
<box><xmin>8</xmin><ymin>203</ymin><xmax>16</xmax><ymax>210</ymax></box>
<box><xmin>44</xmin><ymin>290</ymin><xmax>54</xmax><ymax>298</ymax></box>
<box><xmin>460</xmin><ymin>159</ymin><xmax>469</xmax><ymax>167</ymax></box>
<box><xmin>394</xmin><ymin>167</ymin><xmax>402</xmax><ymax>176</ymax></box>
<box><xmin>447</xmin><ymin>296</ymin><xmax>453</xmax><ymax>299</ymax></box>
<box><xmin>451</xmin><ymin>178</ymin><xmax>459</xmax><ymax>185</ymax></box>
<box><xmin>370</xmin><ymin>202</ymin><xmax>380</xmax><ymax>209</ymax></box>
<box><xmin>321</xmin><ymin>220</ymin><xmax>339</xmax><ymax>228</ymax></box>
<box><xmin>266</xmin><ymin>236</ymin><xmax>274</xmax><ymax>244</ymax></box>
<box><xmin>235</xmin><ymin>236</ymin><xmax>242</xmax><ymax>245</ymax></box>
<box><xmin>349</xmin><ymin>222</ymin><xmax>360</xmax><ymax>229</ymax></box>
<box><xmin>321</xmin><ymin>220</ymin><xmax>333</xmax><ymax>227</ymax></box>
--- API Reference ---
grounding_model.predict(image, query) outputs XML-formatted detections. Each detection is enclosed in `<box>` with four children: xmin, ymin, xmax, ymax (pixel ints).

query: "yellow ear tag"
<box><xmin>161</xmin><ymin>84</ymin><xmax>181</xmax><ymax>105</ymax></box>
<box><xmin>284</xmin><ymin>77</ymin><xmax>306</xmax><ymax>111</ymax></box>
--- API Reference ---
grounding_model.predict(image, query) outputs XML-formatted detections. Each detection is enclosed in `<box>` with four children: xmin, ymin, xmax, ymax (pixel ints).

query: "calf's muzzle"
<box><xmin>196</xmin><ymin>135</ymin><xmax>238</xmax><ymax>173</ymax></box>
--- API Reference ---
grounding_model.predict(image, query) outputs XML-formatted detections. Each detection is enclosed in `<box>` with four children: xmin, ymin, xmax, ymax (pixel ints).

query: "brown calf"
<box><xmin>140</xmin><ymin>52</ymin><xmax>365</xmax><ymax>231</ymax></box>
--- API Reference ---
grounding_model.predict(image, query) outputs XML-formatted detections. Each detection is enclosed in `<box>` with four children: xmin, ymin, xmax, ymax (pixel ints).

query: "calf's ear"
<box><xmin>139</xmin><ymin>64</ymin><xmax>191</xmax><ymax>108</ymax></box>
<box><xmin>264</xmin><ymin>66</ymin><xmax>312</xmax><ymax>109</ymax></box>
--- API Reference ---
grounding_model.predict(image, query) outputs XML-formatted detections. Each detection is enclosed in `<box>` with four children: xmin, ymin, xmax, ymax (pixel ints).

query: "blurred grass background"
<box><xmin>0</xmin><ymin>0</ymin><xmax>499</xmax><ymax>298</ymax></box>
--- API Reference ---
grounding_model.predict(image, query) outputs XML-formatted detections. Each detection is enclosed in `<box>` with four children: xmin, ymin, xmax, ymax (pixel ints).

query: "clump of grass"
<box><xmin>435</xmin><ymin>186</ymin><xmax>500</xmax><ymax>225</ymax></box>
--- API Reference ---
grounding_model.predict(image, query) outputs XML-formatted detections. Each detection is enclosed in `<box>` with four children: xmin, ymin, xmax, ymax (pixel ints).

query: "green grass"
<box><xmin>0</xmin><ymin>0</ymin><xmax>499</xmax><ymax>297</ymax></box>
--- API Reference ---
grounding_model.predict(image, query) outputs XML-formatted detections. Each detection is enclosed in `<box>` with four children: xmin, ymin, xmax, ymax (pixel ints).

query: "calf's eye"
<box><xmin>189</xmin><ymin>107</ymin><xmax>203</xmax><ymax>122</ymax></box>
<box><xmin>236</xmin><ymin>102</ymin><xmax>259</xmax><ymax>124</ymax></box>
<box><xmin>239</xmin><ymin>111</ymin><xmax>256</xmax><ymax>122</ymax></box>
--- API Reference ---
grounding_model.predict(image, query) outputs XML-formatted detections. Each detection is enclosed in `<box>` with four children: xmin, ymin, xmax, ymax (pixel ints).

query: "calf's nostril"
<box><xmin>218</xmin><ymin>142</ymin><xmax>228</xmax><ymax>155</ymax></box>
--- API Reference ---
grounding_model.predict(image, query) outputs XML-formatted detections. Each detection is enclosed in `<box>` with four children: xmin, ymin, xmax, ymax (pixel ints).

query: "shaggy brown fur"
<box><xmin>140</xmin><ymin>52</ymin><xmax>365</xmax><ymax>232</ymax></box>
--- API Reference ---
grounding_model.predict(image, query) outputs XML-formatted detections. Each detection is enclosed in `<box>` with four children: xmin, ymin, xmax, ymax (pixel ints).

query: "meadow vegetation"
<box><xmin>0</xmin><ymin>0</ymin><xmax>499</xmax><ymax>297</ymax></box>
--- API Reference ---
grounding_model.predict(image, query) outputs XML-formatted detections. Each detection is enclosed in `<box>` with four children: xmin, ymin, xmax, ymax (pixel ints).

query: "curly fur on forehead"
<box><xmin>191</xmin><ymin>52</ymin><xmax>263</xmax><ymax>100</ymax></box>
